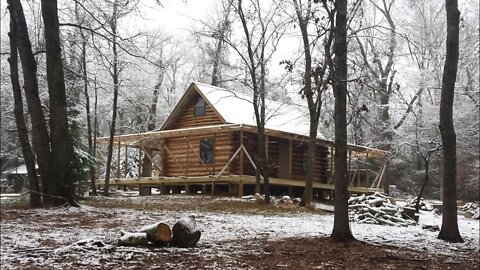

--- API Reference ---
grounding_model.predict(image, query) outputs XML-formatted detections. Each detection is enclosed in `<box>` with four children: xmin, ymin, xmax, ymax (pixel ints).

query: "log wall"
<box><xmin>164</xmin><ymin>133</ymin><xmax>234</xmax><ymax>177</ymax></box>
<box><xmin>168</xmin><ymin>92</ymin><xmax>224</xmax><ymax>130</ymax></box>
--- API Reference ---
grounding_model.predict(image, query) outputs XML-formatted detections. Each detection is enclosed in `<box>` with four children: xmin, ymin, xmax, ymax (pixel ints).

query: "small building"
<box><xmin>96</xmin><ymin>82</ymin><xmax>387</xmax><ymax>197</ymax></box>
<box><xmin>1</xmin><ymin>164</ymin><xmax>30</xmax><ymax>193</ymax></box>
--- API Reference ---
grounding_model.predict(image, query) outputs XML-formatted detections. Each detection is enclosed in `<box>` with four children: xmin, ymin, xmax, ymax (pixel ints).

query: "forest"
<box><xmin>0</xmin><ymin>0</ymin><xmax>479</xmax><ymax>268</ymax></box>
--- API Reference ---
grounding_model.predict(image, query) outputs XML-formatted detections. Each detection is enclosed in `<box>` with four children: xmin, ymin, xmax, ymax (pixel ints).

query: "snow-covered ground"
<box><xmin>0</xmin><ymin>195</ymin><xmax>478</xmax><ymax>269</ymax></box>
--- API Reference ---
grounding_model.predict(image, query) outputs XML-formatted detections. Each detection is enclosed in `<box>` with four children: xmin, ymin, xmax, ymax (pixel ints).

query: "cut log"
<box><xmin>171</xmin><ymin>215</ymin><xmax>201</xmax><ymax>248</ymax></box>
<box><xmin>118</xmin><ymin>232</ymin><xmax>149</xmax><ymax>246</ymax></box>
<box><xmin>138</xmin><ymin>222</ymin><xmax>172</xmax><ymax>246</ymax></box>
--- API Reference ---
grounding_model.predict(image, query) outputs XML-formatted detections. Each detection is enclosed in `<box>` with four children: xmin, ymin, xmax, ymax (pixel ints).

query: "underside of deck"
<box><xmin>96</xmin><ymin>175</ymin><xmax>384</xmax><ymax>197</ymax></box>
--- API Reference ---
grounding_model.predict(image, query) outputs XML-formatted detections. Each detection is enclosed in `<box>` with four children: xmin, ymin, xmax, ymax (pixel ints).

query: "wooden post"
<box><xmin>124</xmin><ymin>146</ymin><xmax>128</xmax><ymax>178</ymax></box>
<box><xmin>117</xmin><ymin>141</ymin><xmax>121</xmax><ymax>178</ymax></box>
<box><xmin>213</xmin><ymin>133</ymin><xmax>216</xmax><ymax>175</ymax></box>
<box><xmin>159</xmin><ymin>139</ymin><xmax>165</xmax><ymax>176</ymax></box>
<box><xmin>365</xmin><ymin>152</ymin><xmax>369</xmax><ymax>188</ymax></box>
<box><xmin>211</xmin><ymin>181</ymin><xmax>216</xmax><ymax>195</ymax></box>
<box><xmin>356</xmin><ymin>154</ymin><xmax>361</xmax><ymax>187</ymax></box>
<box><xmin>240</xmin><ymin>129</ymin><xmax>244</xmax><ymax>176</ymax></box>
<box><xmin>238</xmin><ymin>181</ymin><xmax>244</xmax><ymax>197</ymax></box>
<box><xmin>138</xmin><ymin>141</ymin><xmax>143</xmax><ymax>178</ymax></box>
<box><xmin>186</xmin><ymin>136</ymin><xmax>190</xmax><ymax>179</ymax></box>
<box><xmin>185</xmin><ymin>183</ymin><xmax>190</xmax><ymax>194</ymax></box>
<box><xmin>348</xmin><ymin>149</ymin><xmax>352</xmax><ymax>186</ymax></box>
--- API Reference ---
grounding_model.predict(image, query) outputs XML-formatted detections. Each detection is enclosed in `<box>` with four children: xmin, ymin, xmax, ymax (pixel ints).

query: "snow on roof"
<box><xmin>194</xmin><ymin>82</ymin><xmax>326</xmax><ymax>139</ymax></box>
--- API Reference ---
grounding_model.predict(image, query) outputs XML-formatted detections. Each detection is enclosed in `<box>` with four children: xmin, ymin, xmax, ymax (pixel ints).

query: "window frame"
<box><xmin>194</xmin><ymin>97</ymin><xmax>206</xmax><ymax>117</ymax></box>
<box><xmin>199</xmin><ymin>138</ymin><xmax>214</xmax><ymax>164</ymax></box>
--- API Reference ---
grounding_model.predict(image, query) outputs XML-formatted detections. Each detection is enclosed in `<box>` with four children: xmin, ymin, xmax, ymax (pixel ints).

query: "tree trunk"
<box><xmin>138</xmin><ymin>222</ymin><xmax>172</xmax><ymax>246</ymax></box>
<box><xmin>118</xmin><ymin>231</ymin><xmax>149</xmax><ymax>246</ymax></box>
<box><xmin>9</xmin><ymin>0</ymin><xmax>52</xmax><ymax>204</ymax></box>
<box><xmin>7</xmin><ymin>12</ymin><xmax>41</xmax><ymax>207</ymax></box>
<box><xmin>41</xmin><ymin>0</ymin><xmax>78</xmax><ymax>207</ymax></box>
<box><xmin>77</xmin><ymin>10</ymin><xmax>97</xmax><ymax>196</ymax></box>
<box><xmin>171</xmin><ymin>216</ymin><xmax>201</xmax><ymax>248</ymax></box>
<box><xmin>331</xmin><ymin>0</ymin><xmax>355</xmax><ymax>242</ymax></box>
<box><xmin>415</xmin><ymin>159</ymin><xmax>429</xmax><ymax>213</ymax></box>
<box><xmin>438</xmin><ymin>0</ymin><xmax>463</xmax><ymax>243</ymax></box>
<box><xmin>104</xmin><ymin>0</ymin><xmax>120</xmax><ymax>196</ymax></box>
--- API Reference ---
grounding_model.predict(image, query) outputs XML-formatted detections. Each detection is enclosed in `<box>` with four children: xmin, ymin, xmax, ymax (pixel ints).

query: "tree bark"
<box><xmin>104</xmin><ymin>0</ymin><xmax>120</xmax><ymax>196</ymax></box>
<box><xmin>138</xmin><ymin>222</ymin><xmax>172</xmax><ymax>246</ymax></box>
<box><xmin>437</xmin><ymin>0</ymin><xmax>463</xmax><ymax>243</ymax></box>
<box><xmin>7</xmin><ymin>10</ymin><xmax>41</xmax><ymax>207</ymax></box>
<box><xmin>331</xmin><ymin>0</ymin><xmax>355</xmax><ymax>242</ymax></box>
<box><xmin>41</xmin><ymin>0</ymin><xmax>78</xmax><ymax>207</ymax></box>
<box><xmin>415</xmin><ymin>158</ymin><xmax>429</xmax><ymax>213</ymax></box>
<box><xmin>171</xmin><ymin>216</ymin><xmax>201</xmax><ymax>248</ymax></box>
<box><xmin>8</xmin><ymin>0</ymin><xmax>52</xmax><ymax>204</ymax></box>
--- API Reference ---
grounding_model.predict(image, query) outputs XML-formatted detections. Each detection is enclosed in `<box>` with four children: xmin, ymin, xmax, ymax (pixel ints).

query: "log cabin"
<box><xmin>96</xmin><ymin>82</ymin><xmax>387</xmax><ymax>198</ymax></box>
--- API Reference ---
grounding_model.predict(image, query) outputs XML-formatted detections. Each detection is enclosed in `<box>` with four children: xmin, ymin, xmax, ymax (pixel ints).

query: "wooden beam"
<box><xmin>365</xmin><ymin>152</ymin><xmax>369</xmax><ymax>187</ymax></box>
<box><xmin>138</xmin><ymin>141</ymin><xmax>143</xmax><ymax>178</ymax></box>
<box><xmin>215</xmin><ymin>146</ymin><xmax>242</xmax><ymax>180</ymax></box>
<box><xmin>124</xmin><ymin>146</ymin><xmax>128</xmax><ymax>178</ymax></box>
<box><xmin>186</xmin><ymin>136</ymin><xmax>190</xmax><ymax>179</ymax></box>
<box><xmin>240</xmin><ymin>129</ymin><xmax>244</xmax><ymax>176</ymax></box>
<box><xmin>140</xmin><ymin>145</ymin><xmax>162</xmax><ymax>173</ymax></box>
<box><xmin>117</xmin><ymin>141</ymin><xmax>121</xmax><ymax>179</ymax></box>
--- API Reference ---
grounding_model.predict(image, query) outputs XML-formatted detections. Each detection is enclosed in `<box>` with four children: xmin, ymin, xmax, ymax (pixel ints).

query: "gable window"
<box><xmin>199</xmin><ymin>138</ymin><xmax>214</xmax><ymax>164</ymax></box>
<box><xmin>194</xmin><ymin>97</ymin><xmax>206</xmax><ymax>116</ymax></box>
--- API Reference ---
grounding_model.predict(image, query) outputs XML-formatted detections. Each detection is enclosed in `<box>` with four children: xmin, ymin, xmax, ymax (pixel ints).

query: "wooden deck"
<box><xmin>96</xmin><ymin>175</ymin><xmax>384</xmax><ymax>196</ymax></box>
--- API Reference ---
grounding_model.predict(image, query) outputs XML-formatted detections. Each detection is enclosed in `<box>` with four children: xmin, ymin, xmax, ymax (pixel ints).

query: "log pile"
<box><xmin>460</xmin><ymin>202</ymin><xmax>479</xmax><ymax>219</ymax></box>
<box><xmin>348</xmin><ymin>192</ymin><xmax>416</xmax><ymax>227</ymax></box>
<box><xmin>118</xmin><ymin>215</ymin><xmax>201</xmax><ymax>247</ymax></box>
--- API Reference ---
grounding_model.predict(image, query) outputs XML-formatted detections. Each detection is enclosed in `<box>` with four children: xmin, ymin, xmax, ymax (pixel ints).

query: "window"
<box><xmin>200</xmin><ymin>138</ymin><xmax>214</xmax><ymax>164</ymax></box>
<box><xmin>194</xmin><ymin>98</ymin><xmax>206</xmax><ymax>116</ymax></box>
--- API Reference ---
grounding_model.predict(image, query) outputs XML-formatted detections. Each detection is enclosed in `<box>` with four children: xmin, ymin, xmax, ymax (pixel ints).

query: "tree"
<box><xmin>8</xmin><ymin>0</ymin><xmax>52</xmax><ymax>205</ymax></box>
<box><xmin>437</xmin><ymin>0</ymin><xmax>463</xmax><ymax>243</ymax></box>
<box><xmin>232</xmin><ymin>0</ymin><xmax>286</xmax><ymax>203</ymax></box>
<box><xmin>349</xmin><ymin>0</ymin><xmax>398</xmax><ymax>194</ymax></box>
<box><xmin>331</xmin><ymin>0</ymin><xmax>355</xmax><ymax>242</ymax></box>
<box><xmin>41</xmin><ymin>0</ymin><xmax>79</xmax><ymax>206</ymax></box>
<box><xmin>7</xmin><ymin>6</ymin><xmax>42</xmax><ymax>207</ymax></box>
<box><xmin>292</xmin><ymin>0</ymin><xmax>335</xmax><ymax>207</ymax></box>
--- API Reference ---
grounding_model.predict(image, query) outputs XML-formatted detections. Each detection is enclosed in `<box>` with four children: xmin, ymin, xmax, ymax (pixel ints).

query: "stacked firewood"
<box><xmin>118</xmin><ymin>215</ymin><xmax>201</xmax><ymax>248</ymax></box>
<box><xmin>460</xmin><ymin>202</ymin><xmax>479</xmax><ymax>220</ymax></box>
<box><xmin>348</xmin><ymin>192</ymin><xmax>417</xmax><ymax>227</ymax></box>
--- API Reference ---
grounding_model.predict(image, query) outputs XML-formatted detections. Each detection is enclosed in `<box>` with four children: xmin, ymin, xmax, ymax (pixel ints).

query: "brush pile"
<box><xmin>348</xmin><ymin>192</ymin><xmax>417</xmax><ymax>227</ymax></box>
<box><xmin>405</xmin><ymin>197</ymin><xmax>433</xmax><ymax>211</ymax></box>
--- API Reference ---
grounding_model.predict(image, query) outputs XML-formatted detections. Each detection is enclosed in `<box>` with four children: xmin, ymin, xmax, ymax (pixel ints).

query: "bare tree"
<box><xmin>331</xmin><ymin>0</ymin><xmax>355</xmax><ymax>242</ymax></box>
<box><xmin>103</xmin><ymin>0</ymin><xmax>121</xmax><ymax>196</ymax></box>
<box><xmin>437</xmin><ymin>0</ymin><xmax>463</xmax><ymax>243</ymax></box>
<box><xmin>7</xmin><ymin>7</ymin><xmax>42</xmax><ymax>207</ymax></box>
<box><xmin>8</xmin><ymin>0</ymin><xmax>52</xmax><ymax>205</ymax></box>
<box><xmin>41</xmin><ymin>0</ymin><xmax>79</xmax><ymax>206</ymax></box>
<box><xmin>292</xmin><ymin>0</ymin><xmax>334</xmax><ymax>207</ymax></box>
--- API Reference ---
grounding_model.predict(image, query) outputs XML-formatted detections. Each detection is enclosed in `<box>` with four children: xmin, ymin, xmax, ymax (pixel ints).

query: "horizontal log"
<box><xmin>118</xmin><ymin>231</ymin><xmax>149</xmax><ymax>246</ymax></box>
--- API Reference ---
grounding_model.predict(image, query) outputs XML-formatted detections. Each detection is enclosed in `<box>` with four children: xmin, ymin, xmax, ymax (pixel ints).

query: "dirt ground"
<box><xmin>1</xmin><ymin>195</ymin><xmax>478</xmax><ymax>269</ymax></box>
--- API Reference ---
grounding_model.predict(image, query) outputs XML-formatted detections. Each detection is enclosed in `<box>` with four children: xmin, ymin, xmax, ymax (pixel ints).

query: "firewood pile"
<box><xmin>460</xmin><ymin>202</ymin><xmax>479</xmax><ymax>220</ymax></box>
<box><xmin>118</xmin><ymin>215</ymin><xmax>201</xmax><ymax>248</ymax></box>
<box><xmin>348</xmin><ymin>192</ymin><xmax>417</xmax><ymax>227</ymax></box>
